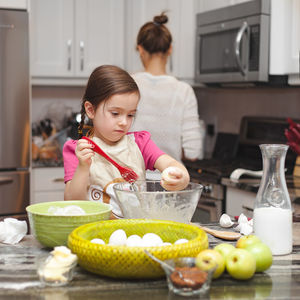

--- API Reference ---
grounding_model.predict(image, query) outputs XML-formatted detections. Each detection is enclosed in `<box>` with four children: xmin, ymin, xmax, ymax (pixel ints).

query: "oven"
<box><xmin>185</xmin><ymin>116</ymin><xmax>297</xmax><ymax>223</ymax></box>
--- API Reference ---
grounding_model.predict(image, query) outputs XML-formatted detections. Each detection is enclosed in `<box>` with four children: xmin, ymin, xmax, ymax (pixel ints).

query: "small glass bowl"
<box><xmin>161</xmin><ymin>257</ymin><xmax>214</xmax><ymax>297</ymax></box>
<box><xmin>36</xmin><ymin>254</ymin><xmax>77</xmax><ymax>287</ymax></box>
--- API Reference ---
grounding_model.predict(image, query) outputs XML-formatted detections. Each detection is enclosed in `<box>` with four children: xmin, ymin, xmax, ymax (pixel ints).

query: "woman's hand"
<box><xmin>75</xmin><ymin>138</ymin><xmax>95</xmax><ymax>167</ymax></box>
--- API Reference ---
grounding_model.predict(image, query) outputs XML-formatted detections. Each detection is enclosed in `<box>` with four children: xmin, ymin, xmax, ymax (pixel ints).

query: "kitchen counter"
<box><xmin>1</xmin><ymin>223</ymin><xmax>300</xmax><ymax>300</ymax></box>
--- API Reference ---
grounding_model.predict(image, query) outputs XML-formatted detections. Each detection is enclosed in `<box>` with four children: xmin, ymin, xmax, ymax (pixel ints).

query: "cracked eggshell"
<box><xmin>240</xmin><ymin>223</ymin><xmax>253</xmax><ymax>236</ymax></box>
<box><xmin>219</xmin><ymin>214</ymin><xmax>234</xmax><ymax>228</ymax></box>
<box><xmin>238</xmin><ymin>213</ymin><xmax>248</xmax><ymax>224</ymax></box>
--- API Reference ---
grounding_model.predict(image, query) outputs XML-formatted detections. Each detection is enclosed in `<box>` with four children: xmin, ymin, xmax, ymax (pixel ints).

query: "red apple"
<box><xmin>246</xmin><ymin>242</ymin><xmax>273</xmax><ymax>272</ymax></box>
<box><xmin>195</xmin><ymin>249</ymin><xmax>225</xmax><ymax>279</ymax></box>
<box><xmin>226</xmin><ymin>248</ymin><xmax>256</xmax><ymax>280</ymax></box>
<box><xmin>236</xmin><ymin>234</ymin><xmax>261</xmax><ymax>249</ymax></box>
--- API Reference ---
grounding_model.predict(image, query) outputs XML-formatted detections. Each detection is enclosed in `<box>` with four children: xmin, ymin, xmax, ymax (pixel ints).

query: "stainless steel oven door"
<box><xmin>195</xmin><ymin>14</ymin><xmax>269</xmax><ymax>83</ymax></box>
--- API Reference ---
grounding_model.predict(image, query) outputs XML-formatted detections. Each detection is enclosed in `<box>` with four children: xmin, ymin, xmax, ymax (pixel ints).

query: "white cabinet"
<box><xmin>0</xmin><ymin>0</ymin><xmax>28</xmax><ymax>9</ymax></box>
<box><xmin>125</xmin><ymin>0</ymin><xmax>202</xmax><ymax>80</ymax></box>
<box><xmin>270</xmin><ymin>0</ymin><xmax>300</xmax><ymax>78</ymax></box>
<box><xmin>30</xmin><ymin>0</ymin><xmax>124</xmax><ymax>85</ymax></box>
<box><xmin>31</xmin><ymin>168</ymin><xmax>65</xmax><ymax>204</ymax></box>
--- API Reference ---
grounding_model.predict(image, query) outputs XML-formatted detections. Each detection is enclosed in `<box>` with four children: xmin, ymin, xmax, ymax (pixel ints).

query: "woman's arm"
<box><xmin>154</xmin><ymin>154</ymin><xmax>190</xmax><ymax>191</ymax></box>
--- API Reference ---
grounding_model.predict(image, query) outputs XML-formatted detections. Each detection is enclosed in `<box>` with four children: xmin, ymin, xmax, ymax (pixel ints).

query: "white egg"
<box><xmin>90</xmin><ymin>238</ymin><xmax>105</xmax><ymax>245</ymax></box>
<box><xmin>142</xmin><ymin>233</ymin><xmax>163</xmax><ymax>247</ymax></box>
<box><xmin>174</xmin><ymin>239</ymin><xmax>189</xmax><ymax>245</ymax></box>
<box><xmin>162</xmin><ymin>242</ymin><xmax>172</xmax><ymax>246</ymax></box>
<box><xmin>126</xmin><ymin>235</ymin><xmax>143</xmax><ymax>247</ymax></box>
<box><xmin>109</xmin><ymin>229</ymin><xmax>127</xmax><ymax>246</ymax></box>
<box><xmin>161</xmin><ymin>167</ymin><xmax>179</xmax><ymax>181</ymax></box>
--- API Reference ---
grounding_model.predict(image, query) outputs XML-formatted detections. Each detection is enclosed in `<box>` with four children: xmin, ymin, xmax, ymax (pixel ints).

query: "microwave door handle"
<box><xmin>235</xmin><ymin>21</ymin><xmax>250</xmax><ymax>76</ymax></box>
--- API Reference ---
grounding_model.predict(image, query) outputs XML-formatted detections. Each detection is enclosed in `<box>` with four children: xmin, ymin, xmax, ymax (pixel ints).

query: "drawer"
<box><xmin>32</xmin><ymin>191</ymin><xmax>64</xmax><ymax>205</ymax></box>
<box><xmin>32</xmin><ymin>167</ymin><xmax>65</xmax><ymax>191</ymax></box>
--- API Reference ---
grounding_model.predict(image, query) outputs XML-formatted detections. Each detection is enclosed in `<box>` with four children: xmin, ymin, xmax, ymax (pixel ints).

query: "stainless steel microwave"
<box><xmin>195</xmin><ymin>0</ymin><xmax>278</xmax><ymax>84</ymax></box>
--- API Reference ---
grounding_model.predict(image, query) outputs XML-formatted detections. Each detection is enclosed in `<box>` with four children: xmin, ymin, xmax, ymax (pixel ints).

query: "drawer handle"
<box><xmin>0</xmin><ymin>177</ymin><xmax>13</xmax><ymax>185</ymax></box>
<box><xmin>53</xmin><ymin>178</ymin><xmax>64</xmax><ymax>183</ymax></box>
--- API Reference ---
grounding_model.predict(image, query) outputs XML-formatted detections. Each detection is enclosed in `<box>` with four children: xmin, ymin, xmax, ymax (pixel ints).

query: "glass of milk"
<box><xmin>253</xmin><ymin>144</ymin><xmax>293</xmax><ymax>255</ymax></box>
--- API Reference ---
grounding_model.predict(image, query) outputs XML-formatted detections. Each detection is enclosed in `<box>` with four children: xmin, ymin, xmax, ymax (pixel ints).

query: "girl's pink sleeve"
<box><xmin>132</xmin><ymin>131</ymin><xmax>165</xmax><ymax>170</ymax></box>
<box><xmin>62</xmin><ymin>140</ymin><xmax>78</xmax><ymax>183</ymax></box>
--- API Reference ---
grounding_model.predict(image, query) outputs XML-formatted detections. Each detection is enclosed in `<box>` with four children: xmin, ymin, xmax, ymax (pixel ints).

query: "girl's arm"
<box><xmin>154</xmin><ymin>154</ymin><xmax>190</xmax><ymax>191</ymax></box>
<box><xmin>64</xmin><ymin>139</ymin><xmax>94</xmax><ymax>200</ymax></box>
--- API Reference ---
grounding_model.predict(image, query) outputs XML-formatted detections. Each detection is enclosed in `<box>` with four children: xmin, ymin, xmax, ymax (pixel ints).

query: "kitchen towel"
<box><xmin>0</xmin><ymin>218</ymin><xmax>27</xmax><ymax>244</ymax></box>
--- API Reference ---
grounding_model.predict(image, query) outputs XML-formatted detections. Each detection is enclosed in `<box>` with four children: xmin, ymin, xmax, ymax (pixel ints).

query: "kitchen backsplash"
<box><xmin>195</xmin><ymin>86</ymin><xmax>300</xmax><ymax>156</ymax></box>
<box><xmin>32</xmin><ymin>85</ymin><xmax>300</xmax><ymax>159</ymax></box>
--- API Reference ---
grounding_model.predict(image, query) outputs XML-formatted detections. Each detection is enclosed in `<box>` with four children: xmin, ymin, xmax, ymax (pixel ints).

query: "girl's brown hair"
<box><xmin>136</xmin><ymin>12</ymin><xmax>172</xmax><ymax>54</ymax></box>
<box><xmin>78</xmin><ymin>65</ymin><xmax>140</xmax><ymax>138</ymax></box>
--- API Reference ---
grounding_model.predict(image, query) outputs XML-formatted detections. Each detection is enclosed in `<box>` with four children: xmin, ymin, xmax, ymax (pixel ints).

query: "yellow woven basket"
<box><xmin>68</xmin><ymin>219</ymin><xmax>208</xmax><ymax>279</ymax></box>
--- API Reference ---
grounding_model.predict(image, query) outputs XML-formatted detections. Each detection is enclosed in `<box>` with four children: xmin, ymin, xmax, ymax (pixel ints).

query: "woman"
<box><xmin>131</xmin><ymin>12</ymin><xmax>204</xmax><ymax>169</ymax></box>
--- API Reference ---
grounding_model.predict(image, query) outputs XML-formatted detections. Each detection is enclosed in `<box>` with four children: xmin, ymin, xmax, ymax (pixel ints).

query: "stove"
<box><xmin>185</xmin><ymin>116</ymin><xmax>297</xmax><ymax>223</ymax></box>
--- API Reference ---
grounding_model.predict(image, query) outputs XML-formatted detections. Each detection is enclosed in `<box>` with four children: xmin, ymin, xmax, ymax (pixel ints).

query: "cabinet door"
<box><xmin>75</xmin><ymin>0</ymin><xmax>125</xmax><ymax>77</ymax></box>
<box><xmin>270</xmin><ymin>0</ymin><xmax>300</xmax><ymax>76</ymax></box>
<box><xmin>30</xmin><ymin>0</ymin><xmax>74</xmax><ymax>77</ymax></box>
<box><xmin>125</xmin><ymin>0</ymin><xmax>199</xmax><ymax>80</ymax></box>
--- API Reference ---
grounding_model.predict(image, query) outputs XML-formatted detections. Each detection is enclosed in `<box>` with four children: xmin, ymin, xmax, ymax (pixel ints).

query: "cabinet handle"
<box><xmin>0</xmin><ymin>177</ymin><xmax>13</xmax><ymax>185</ymax></box>
<box><xmin>67</xmin><ymin>39</ymin><xmax>72</xmax><ymax>71</ymax></box>
<box><xmin>53</xmin><ymin>178</ymin><xmax>64</xmax><ymax>183</ymax></box>
<box><xmin>80</xmin><ymin>41</ymin><xmax>84</xmax><ymax>71</ymax></box>
<box><xmin>299</xmin><ymin>50</ymin><xmax>300</xmax><ymax>77</ymax></box>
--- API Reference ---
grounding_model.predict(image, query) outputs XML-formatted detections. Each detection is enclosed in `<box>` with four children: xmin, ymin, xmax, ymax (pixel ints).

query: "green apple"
<box><xmin>226</xmin><ymin>248</ymin><xmax>256</xmax><ymax>280</ymax></box>
<box><xmin>246</xmin><ymin>242</ymin><xmax>273</xmax><ymax>272</ymax></box>
<box><xmin>214</xmin><ymin>243</ymin><xmax>236</xmax><ymax>261</ymax></box>
<box><xmin>195</xmin><ymin>249</ymin><xmax>225</xmax><ymax>279</ymax></box>
<box><xmin>236</xmin><ymin>234</ymin><xmax>261</xmax><ymax>249</ymax></box>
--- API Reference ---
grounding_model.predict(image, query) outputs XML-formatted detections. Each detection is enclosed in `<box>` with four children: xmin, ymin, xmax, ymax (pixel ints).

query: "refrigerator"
<box><xmin>0</xmin><ymin>9</ymin><xmax>30</xmax><ymax>220</ymax></box>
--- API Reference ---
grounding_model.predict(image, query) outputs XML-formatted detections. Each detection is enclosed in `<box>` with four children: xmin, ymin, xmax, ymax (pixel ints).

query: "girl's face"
<box><xmin>85</xmin><ymin>92</ymin><xmax>139</xmax><ymax>145</ymax></box>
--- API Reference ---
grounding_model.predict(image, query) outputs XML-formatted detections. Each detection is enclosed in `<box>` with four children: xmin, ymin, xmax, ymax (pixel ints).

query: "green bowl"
<box><xmin>26</xmin><ymin>201</ymin><xmax>112</xmax><ymax>248</ymax></box>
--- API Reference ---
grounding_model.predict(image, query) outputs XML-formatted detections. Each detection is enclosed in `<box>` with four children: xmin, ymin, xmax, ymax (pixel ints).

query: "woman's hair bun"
<box><xmin>153</xmin><ymin>12</ymin><xmax>168</xmax><ymax>25</ymax></box>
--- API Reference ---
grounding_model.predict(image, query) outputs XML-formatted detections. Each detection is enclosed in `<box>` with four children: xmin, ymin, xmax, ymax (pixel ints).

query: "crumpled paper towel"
<box><xmin>0</xmin><ymin>218</ymin><xmax>28</xmax><ymax>244</ymax></box>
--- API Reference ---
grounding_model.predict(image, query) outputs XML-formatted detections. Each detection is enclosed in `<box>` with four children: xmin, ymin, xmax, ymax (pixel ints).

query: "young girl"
<box><xmin>63</xmin><ymin>65</ymin><xmax>190</xmax><ymax>218</ymax></box>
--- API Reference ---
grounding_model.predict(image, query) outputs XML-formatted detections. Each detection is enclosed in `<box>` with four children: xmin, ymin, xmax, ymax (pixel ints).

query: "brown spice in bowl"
<box><xmin>170</xmin><ymin>267</ymin><xmax>208</xmax><ymax>289</ymax></box>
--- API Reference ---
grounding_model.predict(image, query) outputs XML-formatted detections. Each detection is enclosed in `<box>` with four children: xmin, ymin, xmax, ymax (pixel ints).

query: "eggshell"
<box><xmin>219</xmin><ymin>213</ymin><xmax>234</xmax><ymax>228</ymax></box>
<box><xmin>240</xmin><ymin>223</ymin><xmax>253</xmax><ymax>235</ymax></box>
<box><xmin>109</xmin><ymin>229</ymin><xmax>127</xmax><ymax>246</ymax></box>
<box><xmin>126</xmin><ymin>235</ymin><xmax>143</xmax><ymax>247</ymax></box>
<box><xmin>174</xmin><ymin>238</ymin><xmax>189</xmax><ymax>245</ymax></box>
<box><xmin>238</xmin><ymin>213</ymin><xmax>248</xmax><ymax>224</ymax></box>
<box><xmin>142</xmin><ymin>233</ymin><xmax>163</xmax><ymax>247</ymax></box>
<box><xmin>90</xmin><ymin>238</ymin><xmax>105</xmax><ymax>245</ymax></box>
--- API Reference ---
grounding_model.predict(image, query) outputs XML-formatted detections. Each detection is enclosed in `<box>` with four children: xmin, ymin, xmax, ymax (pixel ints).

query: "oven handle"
<box><xmin>235</xmin><ymin>21</ymin><xmax>250</xmax><ymax>76</ymax></box>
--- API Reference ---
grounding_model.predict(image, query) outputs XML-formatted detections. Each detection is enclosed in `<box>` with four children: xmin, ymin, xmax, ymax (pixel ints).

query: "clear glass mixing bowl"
<box><xmin>113</xmin><ymin>181</ymin><xmax>203</xmax><ymax>223</ymax></box>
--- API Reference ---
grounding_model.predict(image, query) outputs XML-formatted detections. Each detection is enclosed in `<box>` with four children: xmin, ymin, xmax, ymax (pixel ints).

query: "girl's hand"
<box><xmin>160</xmin><ymin>166</ymin><xmax>189</xmax><ymax>191</ymax></box>
<box><xmin>75</xmin><ymin>138</ymin><xmax>94</xmax><ymax>167</ymax></box>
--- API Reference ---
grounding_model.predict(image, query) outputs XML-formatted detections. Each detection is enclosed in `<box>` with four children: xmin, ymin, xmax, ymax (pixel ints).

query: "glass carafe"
<box><xmin>253</xmin><ymin>144</ymin><xmax>293</xmax><ymax>255</ymax></box>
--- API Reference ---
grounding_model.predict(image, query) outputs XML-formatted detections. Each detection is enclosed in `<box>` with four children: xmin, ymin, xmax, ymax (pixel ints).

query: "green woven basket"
<box><xmin>68</xmin><ymin>219</ymin><xmax>208</xmax><ymax>279</ymax></box>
